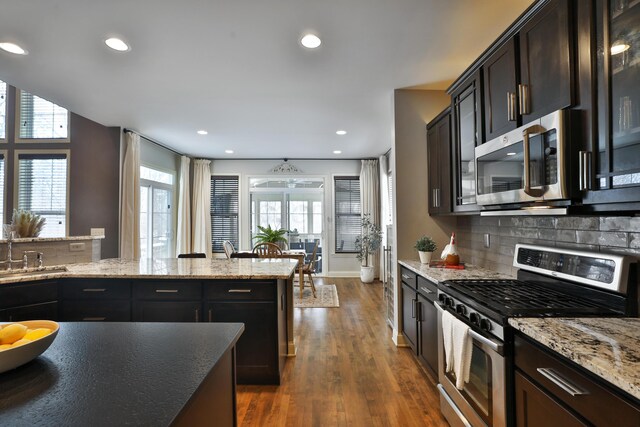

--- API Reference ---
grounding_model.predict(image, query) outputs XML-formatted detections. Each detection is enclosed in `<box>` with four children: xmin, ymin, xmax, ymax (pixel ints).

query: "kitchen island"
<box><xmin>0</xmin><ymin>322</ymin><xmax>244</xmax><ymax>426</ymax></box>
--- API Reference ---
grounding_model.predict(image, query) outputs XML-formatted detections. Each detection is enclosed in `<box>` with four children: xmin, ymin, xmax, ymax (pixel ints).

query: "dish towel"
<box><xmin>441</xmin><ymin>310</ymin><xmax>474</xmax><ymax>390</ymax></box>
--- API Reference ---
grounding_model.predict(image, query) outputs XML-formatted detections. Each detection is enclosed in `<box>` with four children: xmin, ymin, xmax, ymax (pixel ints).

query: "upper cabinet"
<box><xmin>482</xmin><ymin>0</ymin><xmax>573</xmax><ymax>142</ymax></box>
<box><xmin>427</xmin><ymin>109</ymin><xmax>452</xmax><ymax>216</ymax></box>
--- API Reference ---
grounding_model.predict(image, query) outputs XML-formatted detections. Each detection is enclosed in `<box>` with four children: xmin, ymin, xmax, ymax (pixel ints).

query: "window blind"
<box><xmin>211</xmin><ymin>176</ymin><xmax>239</xmax><ymax>253</ymax></box>
<box><xmin>17</xmin><ymin>153</ymin><xmax>68</xmax><ymax>237</ymax></box>
<box><xmin>18</xmin><ymin>91</ymin><xmax>69</xmax><ymax>140</ymax></box>
<box><xmin>0</xmin><ymin>80</ymin><xmax>6</xmax><ymax>139</ymax></box>
<box><xmin>334</xmin><ymin>176</ymin><xmax>361</xmax><ymax>253</ymax></box>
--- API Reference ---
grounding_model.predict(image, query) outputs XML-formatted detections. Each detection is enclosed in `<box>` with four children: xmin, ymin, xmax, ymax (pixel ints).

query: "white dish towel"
<box><xmin>441</xmin><ymin>310</ymin><xmax>474</xmax><ymax>390</ymax></box>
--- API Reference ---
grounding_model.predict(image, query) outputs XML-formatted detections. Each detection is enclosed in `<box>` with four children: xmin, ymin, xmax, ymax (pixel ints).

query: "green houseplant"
<box><xmin>355</xmin><ymin>215</ymin><xmax>382</xmax><ymax>283</ymax></box>
<box><xmin>414</xmin><ymin>235</ymin><xmax>437</xmax><ymax>264</ymax></box>
<box><xmin>254</xmin><ymin>224</ymin><xmax>288</xmax><ymax>249</ymax></box>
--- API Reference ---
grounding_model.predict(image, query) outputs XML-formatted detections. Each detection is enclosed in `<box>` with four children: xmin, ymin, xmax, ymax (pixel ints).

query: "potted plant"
<box><xmin>414</xmin><ymin>235</ymin><xmax>437</xmax><ymax>264</ymax></box>
<box><xmin>355</xmin><ymin>215</ymin><xmax>382</xmax><ymax>283</ymax></box>
<box><xmin>254</xmin><ymin>224</ymin><xmax>289</xmax><ymax>249</ymax></box>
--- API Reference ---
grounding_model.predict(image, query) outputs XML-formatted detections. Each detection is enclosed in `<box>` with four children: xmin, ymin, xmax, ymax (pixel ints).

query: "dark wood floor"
<box><xmin>237</xmin><ymin>277</ymin><xmax>448</xmax><ymax>426</ymax></box>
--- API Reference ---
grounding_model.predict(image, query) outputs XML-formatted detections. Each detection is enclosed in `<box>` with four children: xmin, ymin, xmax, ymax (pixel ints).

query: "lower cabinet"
<box><xmin>401</xmin><ymin>282</ymin><xmax>418</xmax><ymax>353</ymax></box>
<box><xmin>134</xmin><ymin>301</ymin><xmax>201</xmax><ymax>322</ymax></box>
<box><xmin>60</xmin><ymin>279</ymin><xmax>131</xmax><ymax>321</ymax></box>
<box><xmin>0</xmin><ymin>280</ymin><xmax>58</xmax><ymax>322</ymax></box>
<box><xmin>0</xmin><ymin>301</ymin><xmax>58</xmax><ymax>322</ymax></box>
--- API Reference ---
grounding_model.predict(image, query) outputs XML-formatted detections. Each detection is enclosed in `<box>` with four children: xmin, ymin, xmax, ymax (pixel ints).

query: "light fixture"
<box><xmin>300</xmin><ymin>34</ymin><xmax>321</xmax><ymax>49</ymax></box>
<box><xmin>336</xmin><ymin>130</ymin><xmax>347</xmax><ymax>135</ymax></box>
<box><xmin>507</xmin><ymin>152</ymin><xmax>517</xmax><ymax>156</ymax></box>
<box><xmin>611</xmin><ymin>41</ymin><xmax>630</xmax><ymax>55</ymax></box>
<box><xmin>197</xmin><ymin>130</ymin><xmax>208</xmax><ymax>135</ymax></box>
<box><xmin>225</xmin><ymin>149</ymin><xmax>234</xmax><ymax>154</ymax></box>
<box><xmin>333</xmin><ymin>150</ymin><xmax>342</xmax><ymax>154</ymax></box>
<box><xmin>105</xmin><ymin>37</ymin><xmax>130</xmax><ymax>52</ymax></box>
<box><xmin>0</xmin><ymin>42</ymin><xmax>27</xmax><ymax>55</ymax></box>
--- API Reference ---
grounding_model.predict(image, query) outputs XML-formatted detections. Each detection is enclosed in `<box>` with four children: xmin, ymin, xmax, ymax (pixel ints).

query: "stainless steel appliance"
<box><xmin>435</xmin><ymin>244</ymin><xmax>637</xmax><ymax>427</ymax></box>
<box><xmin>475</xmin><ymin>110</ymin><xmax>568</xmax><ymax>207</ymax></box>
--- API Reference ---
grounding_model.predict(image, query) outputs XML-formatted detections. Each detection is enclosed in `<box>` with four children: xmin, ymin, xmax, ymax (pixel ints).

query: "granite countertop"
<box><xmin>0</xmin><ymin>235</ymin><xmax>104</xmax><ymax>243</ymax></box>
<box><xmin>0</xmin><ymin>257</ymin><xmax>298</xmax><ymax>285</ymax></box>
<box><xmin>0</xmin><ymin>322</ymin><xmax>244</xmax><ymax>426</ymax></box>
<box><xmin>509</xmin><ymin>317</ymin><xmax>640</xmax><ymax>401</ymax></box>
<box><xmin>398</xmin><ymin>259</ymin><xmax>513</xmax><ymax>284</ymax></box>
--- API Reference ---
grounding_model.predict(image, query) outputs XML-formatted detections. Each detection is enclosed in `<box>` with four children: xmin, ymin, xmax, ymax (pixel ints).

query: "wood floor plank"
<box><xmin>236</xmin><ymin>277</ymin><xmax>448</xmax><ymax>426</ymax></box>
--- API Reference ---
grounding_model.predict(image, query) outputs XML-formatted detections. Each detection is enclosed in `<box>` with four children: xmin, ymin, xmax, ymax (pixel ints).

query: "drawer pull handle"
<box><xmin>83</xmin><ymin>288</ymin><xmax>106</xmax><ymax>292</ymax></box>
<box><xmin>228</xmin><ymin>289</ymin><xmax>252</xmax><ymax>293</ymax></box>
<box><xmin>155</xmin><ymin>289</ymin><xmax>179</xmax><ymax>293</ymax></box>
<box><xmin>83</xmin><ymin>317</ymin><xmax>106</xmax><ymax>321</ymax></box>
<box><xmin>402</xmin><ymin>274</ymin><xmax>411</xmax><ymax>280</ymax></box>
<box><xmin>208</xmin><ymin>308</ymin><xmax>212</xmax><ymax>322</ymax></box>
<box><xmin>537</xmin><ymin>368</ymin><xmax>588</xmax><ymax>397</ymax></box>
<box><xmin>420</xmin><ymin>286</ymin><xmax>434</xmax><ymax>294</ymax></box>
<box><xmin>195</xmin><ymin>308</ymin><xmax>199</xmax><ymax>323</ymax></box>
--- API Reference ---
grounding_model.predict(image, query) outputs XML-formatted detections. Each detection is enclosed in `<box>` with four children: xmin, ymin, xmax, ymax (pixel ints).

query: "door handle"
<box><xmin>578</xmin><ymin>151</ymin><xmax>592</xmax><ymax>191</ymax></box>
<box><xmin>420</xmin><ymin>286</ymin><xmax>434</xmax><ymax>294</ymax></box>
<box><xmin>518</xmin><ymin>84</ymin><xmax>530</xmax><ymax>115</ymax></box>
<box><xmin>208</xmin><ymin>308</ymin><xmax>212</xmax><ymax>322</ymax></box>
<box><xmin>522</xmin><ymin>124</ymin><xmax>545</xmax><ymax>197</ymax></box>
<box><xmin>195</xmin><ymin>308</ymin><xmax>199</xmax><ymax>322</ymax></box>
<box><xmin>155</xmin><ymin>289</ymin><xmax>178</xmax><ymax>293</ymax></box>
<box><xmin>416</xmin><ymin>300</ymin><xmax>422</xmax><ymax>322</ymax></box>
<box><xmin>82</xmin><ymin>288</ymin><xmax>106</xmax><ymax>292</ymax></box>
<box><xmin>82</xmin><ymin>317</ymin><xmax>106</xmax><ymax>321</ymax></box>
<box><xmin>228</xmin><ymin>289</ymin><xmax>252</xmax><ymax>293</ymax></box>
<box><xmin>537</xmin><ymin>368</ymin><xmax>588</xmax><ymax>396</ymax></box>
<box><xmin>411</xmin><ymin>298</ymin><xmax>416</xmax><ymax>319</ymax></box>
<box><xmin>507</xmin><ymin>92</ymin><xmax>517</xmax><ymax>121</ymax></box>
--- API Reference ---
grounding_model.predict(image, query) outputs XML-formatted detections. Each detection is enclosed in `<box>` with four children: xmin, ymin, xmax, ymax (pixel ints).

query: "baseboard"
<box><xmin>321</xmin><ymin>272</ymin><xmax>360</xmax><ymax>278</ymax></box>
<box><xmin>392</xmin><ymin>329</ymin><xmax>409</xmax><ymax>347</ymax></box>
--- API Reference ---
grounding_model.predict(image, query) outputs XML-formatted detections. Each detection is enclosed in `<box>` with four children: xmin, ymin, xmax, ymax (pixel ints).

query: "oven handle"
<box><xmin>434</xmin><ymin>302</ymin><xmax>503</xmax><ymax>354</ymax></box>
<box><xmin>437</xmin><ymin>384</ymin><xmax>472</xmax><ymax>427</ymax></box>
<box><xmin>522</xmin><ymin>124</ymin><xmax>545</xmax><ymax>198</ymax></box>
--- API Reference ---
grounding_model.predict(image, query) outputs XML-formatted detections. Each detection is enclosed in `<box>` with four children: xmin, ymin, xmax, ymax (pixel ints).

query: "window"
<box><xmin>211</xmin><ymin>176</ymin><xmax>239</xmax><ymax>253</ymax></box>
<box><xmin>17</xmin><ymin>90</ymin><xmax>69</xmax><ymax>141</ymax></box>
<box><xmin>0</xmin><ymin>80</ymin><xmax>6</xmax><ymax>140</ymax></box>
<box><xmin>334</xmin><ymin>176</ymin><xmax>360</xmax><ymax>253</ymax></box>
<box><xmin>0</xmin><ymin>154</ymin><xmax>5</xmax><ymax>222</ymax></box>
<box><xmin>140</xmin><ymin>166</ymin><xmax>174</xmax><ymax>259</ymax></box>
<box><xmin>16</xmin><ymin>152</ymin><xmax>69</xmax><ymax>237</ymax></box>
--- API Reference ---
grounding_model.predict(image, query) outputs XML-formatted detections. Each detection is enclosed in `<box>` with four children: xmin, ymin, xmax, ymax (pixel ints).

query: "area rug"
<box><xmin>293</xmin><ymin>284</ymin><xmax>340</xmax><ymax>308</ymax></box>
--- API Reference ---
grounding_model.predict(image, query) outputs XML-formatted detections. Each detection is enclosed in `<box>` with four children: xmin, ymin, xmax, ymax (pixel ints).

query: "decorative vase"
<box><xmin>360</xmin><ymin>266</ymin><xmax>375</xmax><ymax>283</ymax></box>
<box><xmin>418</xmin><ymin>251</ymin><xmax>432</xmax><ymax>264</ymax></box>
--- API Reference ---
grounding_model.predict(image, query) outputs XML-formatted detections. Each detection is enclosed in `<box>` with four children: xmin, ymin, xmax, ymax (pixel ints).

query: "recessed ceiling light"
<box><xmin>105</xmin><ymin>37</ymin><xmax>130</xmax><ymax>52</ymax></box>
<box><xmin>507</xmin><ymin>152</ymin><xmax>517</xmax><ymax>156</ymax></box>
<box><xmin>0</xmin><ymin>42</ymin><xmax>27</xmax><ymax>55</ymax></box>
<box><xmin>333</xmin><ymin>150</ymin><xmax>342</xmax><ymax>154</ymax></box>
<box><xmin>300</xmin><ymin>34</ymin><xmax>321</xmax><ymax>49</ymax></box>
<box><xmin>611</xmin><ymin>42</ymin><xmax>630</xmax><ymax>55</ymax></box>
<box><xmin>225</xmin><ymin>149</ymin><xmax>234</xmax><ymax>154</ymax></box>
<box><xmin>336</xmin><ymin>130</ymin><xmax>347</xmax><ymax>135</ymax></box>
<box><xmin>197</xmin><ymin>130</ymin><xmax>208</xmax><ymax>135</ymax></box>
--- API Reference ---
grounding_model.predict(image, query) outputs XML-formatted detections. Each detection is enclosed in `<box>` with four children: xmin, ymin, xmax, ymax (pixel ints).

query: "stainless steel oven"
<box><xmin>475</xmin><ymin>109</ymin><xmax>568</xmax><ymax>206</ymax></box>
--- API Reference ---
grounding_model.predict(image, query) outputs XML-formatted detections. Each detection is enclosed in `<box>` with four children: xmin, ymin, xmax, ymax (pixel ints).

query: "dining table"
<box><xmin>272</xmin><ymin>249</ymin><xmax>306</xmax><ymax>296</ymax></box>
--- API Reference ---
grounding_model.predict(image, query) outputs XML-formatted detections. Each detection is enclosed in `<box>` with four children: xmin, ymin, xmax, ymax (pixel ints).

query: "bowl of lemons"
<box><xmin>0</xmin><ymin>320</ymin><xmax>59</xmax><ymax>374</ymax></box>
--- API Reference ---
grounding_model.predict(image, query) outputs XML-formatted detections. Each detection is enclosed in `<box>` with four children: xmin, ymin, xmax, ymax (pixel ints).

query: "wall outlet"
<box><xmin>483</xmin><ymin>233</ymin><xmax>491</xmax><ymax>248</ymax></box>
<box><xmin>91</xmin><ymin>228</ymin><xmax>105</xmax><ymax>237</ymax></box>
<box><xmin>70</xmin><ymin>242</ymin><xmax>86</xmax><ymax>252</ymax></box>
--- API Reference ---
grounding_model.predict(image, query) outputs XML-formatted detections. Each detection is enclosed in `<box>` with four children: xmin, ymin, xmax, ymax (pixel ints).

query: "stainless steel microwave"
<box><xmin>475</xmin><ymin>109</ymin><xmax>568</xmax><ymax>206</ymax></box>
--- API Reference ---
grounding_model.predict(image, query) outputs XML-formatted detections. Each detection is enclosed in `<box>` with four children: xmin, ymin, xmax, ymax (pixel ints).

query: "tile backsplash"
<box><xmin>456</xmin><ymin>215</ymin><xmax>640</xmax><ymax>277</ymax></box>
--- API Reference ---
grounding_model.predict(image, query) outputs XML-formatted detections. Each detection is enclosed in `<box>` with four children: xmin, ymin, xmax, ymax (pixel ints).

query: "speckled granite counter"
<box><xmin>509</xmin><ymin>317</ymin><xmax>640</xmax><ymax>401</ymax></box>
<box><xmin>0</xmin><ymin>235</ymin><xmax>104</xmax><ymax>243</ymax></box>
<box><xmin>399</xmin><ymin>259</ymin><xmax>513</xmax><ymax>284</ymax></box>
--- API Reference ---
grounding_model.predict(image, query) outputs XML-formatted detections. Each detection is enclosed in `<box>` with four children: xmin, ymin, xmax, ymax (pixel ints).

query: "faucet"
<box><xmin>22</xmin><ymin>251</ymin><xmax>41</xmax><ymax>269</ymax></box>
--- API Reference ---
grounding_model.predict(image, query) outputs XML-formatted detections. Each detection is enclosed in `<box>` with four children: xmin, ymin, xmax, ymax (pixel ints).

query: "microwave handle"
<box><xmin>523</xmin><ymin>125</ymin><xmax>545</xmax><ymax>197</ymax></box>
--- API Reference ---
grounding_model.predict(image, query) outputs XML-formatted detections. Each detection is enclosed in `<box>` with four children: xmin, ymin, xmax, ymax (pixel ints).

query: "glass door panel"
<box><xmin>152</xmin><ymin>187</ymin><xmax>172</xmax><ymax>258</ymax></box>
<box><xmin>457</xmin><ymin>87</ymin><xmax>477</xmax><ymax>205</ymax></box>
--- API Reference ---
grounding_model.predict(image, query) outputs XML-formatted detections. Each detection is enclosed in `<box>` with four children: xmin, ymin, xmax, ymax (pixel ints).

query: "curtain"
<box><xmin>120</xmin><ymin>131</ymin><xmax>140</xmax><ymax>259</ymax></box>
<box><xmin>192</xmin><ymin>159</ymin><xmax>212</xmax><ymax>257</ymax></box>
<box><xmin>378</xmin><ymin>154</ymin><xmax>390</xmax><ymax>281</ymax></box>
<box><xmin>176</xmin><ymin>156</ymin><xmax>191</xmax><ymax>256</ymax></box>
<box><xmin>360</xmin><ymin>159</ymin><xmax>381</xmax><ymax>278</ymax></box>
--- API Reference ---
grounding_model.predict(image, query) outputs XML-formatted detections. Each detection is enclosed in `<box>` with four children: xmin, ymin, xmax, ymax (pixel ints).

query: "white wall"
<box><xmin>211</xmin><ymin>159</ymin><xmax>363</xmax><ymax>276</ymax></box>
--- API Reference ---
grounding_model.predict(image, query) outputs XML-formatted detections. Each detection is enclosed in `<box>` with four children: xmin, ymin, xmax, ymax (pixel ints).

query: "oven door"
<box><xmin>475</xmin><ymin>109</ymin><xmax>567</xmax><ymax>206</ymax></box>
<box><xmin>435</xmin><ymin>303</ymin><xmax>506</xmax><ymax>427</ymax></box>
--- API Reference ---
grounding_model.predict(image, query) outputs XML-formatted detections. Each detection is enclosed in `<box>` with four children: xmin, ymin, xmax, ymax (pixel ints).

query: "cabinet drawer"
<box><xmin>0</xmin><ymin>281</ymin><xmax>58</xmax><ymax>309</ymax></box>
<box><xmin>62</xmin><ymin>300</ymin><xmax>131</xmax><ymax>322</ymax></box>
<box><xmin>62</xmin><ymin>279</ymin><xmax>131</xmax><ymax>300</ymax></box>
<box><xmin>400</xmin><ymin>267</ymin><xmax>417</xmax><ymax>289</ymax></box>
<box><xmin>133</xmin><ymin>281</ymin><xmax>202</xmax><ymax>300</ymax></box>
<box><xmin>133</xmin><ymin>301</ymin><xmax>202</xmax><ymax>322</ymax></box>
<box><xmin>205</xmin><ymin>281</ymin><xmax>275</xmax><ymax>301</ymax></box>
<box><xmin>417</xmin><ymin>276</ymin><xmax>437</xmax><ymax>301</ymax></box>
<box><xmin>515</xmin><ymin>334</ymin><xmax>640</xmax><ymax>427</ymax></box>
<box><xmin>0</xmin><ymin>301</ymin><xmax>58</xmax><ymax>322</ymax></box>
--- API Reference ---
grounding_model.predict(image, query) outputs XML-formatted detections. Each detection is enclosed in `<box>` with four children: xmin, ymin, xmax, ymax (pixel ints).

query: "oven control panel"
<box><xmin>437</xmin><ymin>291</ymin><xmax>504</xmax><ymax>341</ymax></box>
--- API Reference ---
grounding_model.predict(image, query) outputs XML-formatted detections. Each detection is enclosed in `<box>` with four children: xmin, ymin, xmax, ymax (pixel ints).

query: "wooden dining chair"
<box><xmin>301</xmin><ymin>240</ymin><xmax>319</xmax><ymax>298</ymax></box>
<box><xmin>177</xmin><ymin>253</ymin><xmax>206</xmax><ymax>258</ymax></box>
<box><xmin>252</xmin><ymin>242</ymin><xmax>283</xmax><ymax>257</ymax></box>
<box><xmin>222</xmin><ymin>240</ymin><xmax>236</xmax><ymax>259</ymax></box>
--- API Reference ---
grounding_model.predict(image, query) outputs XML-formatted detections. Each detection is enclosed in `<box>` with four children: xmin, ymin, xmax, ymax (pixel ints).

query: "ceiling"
<box><xmin>0</xmin><ymin>0</ymin><xmax>533</xmax><ymax>159</ymax></box>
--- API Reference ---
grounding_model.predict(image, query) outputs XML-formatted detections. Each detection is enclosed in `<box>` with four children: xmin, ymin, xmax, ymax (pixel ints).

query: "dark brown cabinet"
<box><xmin>416</xmin><ymin>277</ymin><xmax>438</xmax><ymax>376</ymax></box>
<box><xmin>427</xmin><ymin>108</ymin><xmax>452</xmax><ymax>215</ymax></box>
<box><xmin>0</xmin><ymin>280</ymin><xmax>58</xmax><ymax>321</ymax></box>
<box><xmin>401</xmin><ymin>282</ymin><xmax>418</xmax><ymax>353</ymax></box>
<box><xmin>60</xmin><ymin>279</ymin><xmax>131</xmax><ymax>321</ymax></box>
<box><xmin>483</xmin><ymin>38</ymin><xmax>519</xmax><ymax>141</ymax></box>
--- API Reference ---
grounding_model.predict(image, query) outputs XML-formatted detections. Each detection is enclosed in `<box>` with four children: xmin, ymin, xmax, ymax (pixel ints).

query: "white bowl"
<box><xmin>0</xmin><ymin>320</ymin><xmax>59</xmax><ymax>374</ymax></box>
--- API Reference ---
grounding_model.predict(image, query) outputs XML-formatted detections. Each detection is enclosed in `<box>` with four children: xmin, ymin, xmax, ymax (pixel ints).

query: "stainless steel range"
<box><xmin>435</xmin><ymin>244</ymin><xmax>637</xmax><ymax>427</ymax></box>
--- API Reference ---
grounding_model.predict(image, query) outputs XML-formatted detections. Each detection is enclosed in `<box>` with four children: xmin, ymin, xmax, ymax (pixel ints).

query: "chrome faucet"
<box><xmin>22</xmin><ymin>251</ymin><xmax>41</xmax><ymax>269</ymax></box>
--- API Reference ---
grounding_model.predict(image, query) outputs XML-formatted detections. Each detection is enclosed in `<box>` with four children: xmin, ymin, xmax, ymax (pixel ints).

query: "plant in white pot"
<box><xmin>355</xmin><ymin>215</ymin><xmax>382</xmax><ymax>283</ymax></box>
<box><xmin>414</xmin><ymin>235</ymin><xmax>437</xmax><ymax>264</ymax></box>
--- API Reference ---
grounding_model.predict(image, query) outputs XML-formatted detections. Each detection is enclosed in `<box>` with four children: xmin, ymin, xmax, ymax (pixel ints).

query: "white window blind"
<box><xmin>334</xmin><ymin>176</ymin><xmax>361</xmax><ymax>253</ymax></box>
<box><xmin>18</xmin><ymin>91</ymin><xmax>69</xmax><ymax>140</ymax></box>
<box><xmin>0</xmin><ymin>80</ymin><xmax>6</xmax><ymax>139</ymax></box>
<box><xmin>17</xmin><ymin>153</ymin><xmax>68</xmax><ymax>237</ymax></box>
<box><xmin>211</xmin><ymin>176</ymin><xmax>239</xmax><ymax>253</ymax></box>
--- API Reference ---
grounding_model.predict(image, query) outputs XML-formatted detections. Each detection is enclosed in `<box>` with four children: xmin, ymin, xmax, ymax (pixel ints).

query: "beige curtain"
<box><xmin>379</xmin><ymin>154</ymin><xmax>390</xmax><ymax>280</ymax></box>
<box><xmin>120</xmin><ymin>131</ymin><xmax>140</xmax><ymax>259</ymax></box>
<box><xmin>192</xmin><ymin>159</ymin><xmax>212</xmax><ymax>257</ymax></box>
<box><xmin>176</xmin><ymin>156</ymin><xmax>191</xmax><ymax>256</ymax></box>
<box><xmin>360</xmin><ymin>159</ymin><xmax>381</xmax><ymax>278</ymax></box>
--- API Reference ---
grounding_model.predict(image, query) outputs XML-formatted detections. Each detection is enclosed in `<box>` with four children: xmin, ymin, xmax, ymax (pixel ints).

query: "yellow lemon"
<box><xmin>0</xmin><ymin>344</ymin><xmax>12</xmax><ymax>351</ymax></box>
<box><xmin>10</xmin><ymin>339</ymin><xmax>31</xmax><ymax>347</ymax></box>
<box><xmin>23</xmin><ymin>328</ymin><xmax>51</xmax><ymax>341</ymax></box>
<box><xmin>0</xmin><ymin>323</ymin><xmax>28</xmax><ymax>345</ymax></box>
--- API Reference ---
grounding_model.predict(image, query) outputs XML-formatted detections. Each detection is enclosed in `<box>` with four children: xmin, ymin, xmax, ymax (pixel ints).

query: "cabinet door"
<box><xmin>401</xmin><ymin>283</ymin><xmax>418</xmax><ymax>353</ymax></box>
<box><xmin>207</xmin><ymin>301</ymin><xmax>278</xmax><ymax>384</ymax></box>
<box><xmin>417</xmin><ymin>293</ymin><xmax>438</xmax><ymax>377</ymax></box>
<box><xmin>0</xmin><ymin>301</ymin><xmax>58</xmax><ymax>322</ymax></box>
<box><xmin>133</xmin><ymin>301</ymin><xmax>202</xmax><ymax>322</ymax></box>
<box><xmin>519</xmin><ymin>0</ymin><xmax>573</xmax><ymax>122</ymax></box>
<box><xmin>515</xmin><ymin>371</ymin><xmax>587</xmax><ymax>427</ymax></box>
<box><xmin>427</xmin><ymin>124</ymin><xmax>440</xmax><ymax>216</ymax></box>
<box><xmin>436</xmin><ymin>114</ymin><xmax>452</xmax><ymax>213</ymax></box>
<box><xmin>483</xmin><ymin>38</ymin><xmax>518</xmax><ymax>141</ymax></box>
